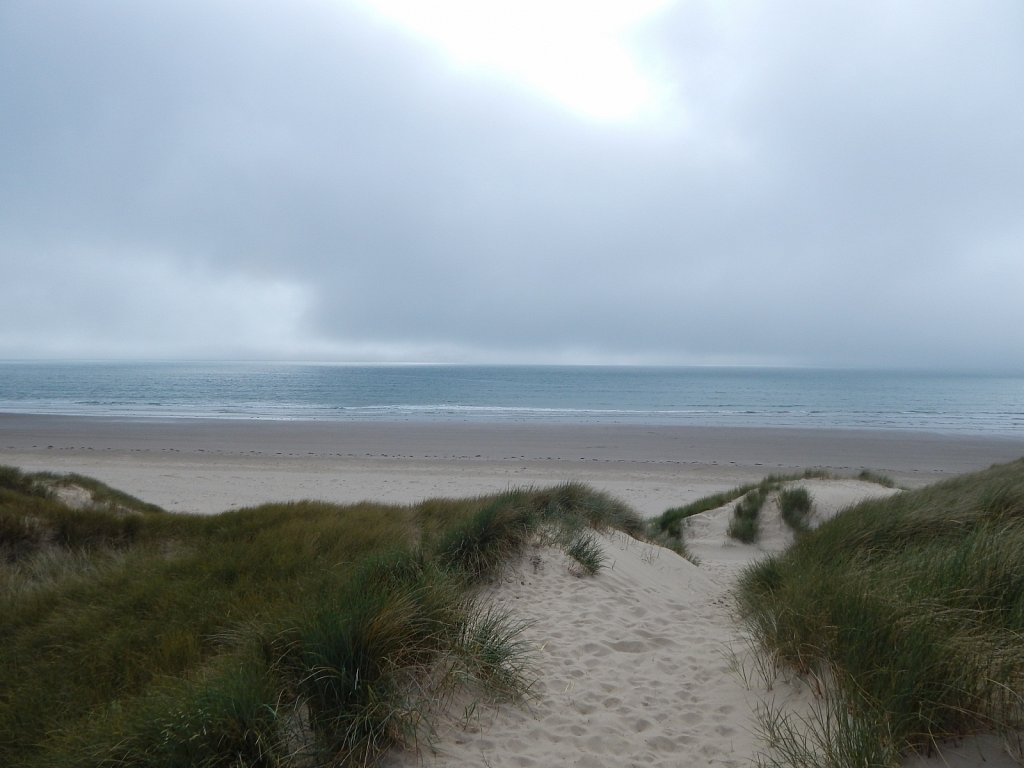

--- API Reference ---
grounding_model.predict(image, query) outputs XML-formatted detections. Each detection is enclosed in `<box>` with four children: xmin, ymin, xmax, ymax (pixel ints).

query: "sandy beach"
<box><xmin>2</xmin><ymin>414</ymin><xmax>1023</xmax><ymax>517</ymax></box>
<box><xmin>3</xmin><ymin>414</ymin><xmax>1023</xmax><ymax>766</ymax></box>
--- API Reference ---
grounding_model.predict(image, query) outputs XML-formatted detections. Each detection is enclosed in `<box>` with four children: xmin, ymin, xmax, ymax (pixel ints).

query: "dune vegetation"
<box><xmin>736</xmin><ymin>458</ymin><xmax>1024</xmax><ymax>767</ymax></box>
<box><xmin>0</xmin><ymin>467</ymin><xmax>642</xmax><ymax>768</ymax></box>
<box><xmin>648</xmin><ymin>468</ymin><xmax>856</xmax><ymax>552</ymax></box>
<box><xmin>7</xmin><ymin>457</ymin><xmax>1022</xmax><ymax>768</ymax></box>
<box><xmin>726</xmin><ymin>488</ymin><xmax>767</xmax><ymax>543</ymax></box>
<box><xmin>776</xmin><ymin>486</ymin><xmax>813</xmax><ymax>535</ymax></box>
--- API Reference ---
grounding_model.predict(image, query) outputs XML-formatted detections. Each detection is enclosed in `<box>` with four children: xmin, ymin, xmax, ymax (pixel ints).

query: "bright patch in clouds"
<box><xmin>355</xmin><ymin>0</ymin><xmax>673</xmax><ymax>121</ymax></box>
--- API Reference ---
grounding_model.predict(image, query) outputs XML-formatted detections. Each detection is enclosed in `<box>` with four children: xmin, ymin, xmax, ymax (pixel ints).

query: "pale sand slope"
<box><xmin>385</xmin><ymin>480</ymin><xmax>1020</xmax><ymax>768</ymax></box>
<box><xmin>384</xmin><ymin>531</ymin><xmax>757</xmax><ymax>768</ymax></box>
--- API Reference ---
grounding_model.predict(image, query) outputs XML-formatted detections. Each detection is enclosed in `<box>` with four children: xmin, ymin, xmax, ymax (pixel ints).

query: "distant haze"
<box><xmin>2</xmin><ymin>1</ymin><xmax>1022</xmax><ymax>369</ymax></box>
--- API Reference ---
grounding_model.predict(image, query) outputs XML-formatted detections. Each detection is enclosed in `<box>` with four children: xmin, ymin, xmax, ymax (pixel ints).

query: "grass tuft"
<box><xmin>737</xmin><ymin>458</ymin><xmax>1024</xmax><ymax>767</ymax></box>
<box><xmin>727</xmin><ymin>489</ymin><xmax>765</xmax><ymax>543</ymax></box>
<box><xmin>456</xmin><ymin>604</ymin><xmax>534</xmax><ymax>698</ymax></box>
<box><xmin>856</xmin><ymin>469</ymin><xmax>898</xmax><ymax>489</ymax></box>
<box><xmin>0</xmin><ymin>465</ymin><xmax>52</xmax><ymax>497</ymax></box>
<box><xmin>777</xmin><ymin>487</ymin><xmax>813</xmax><ymax>535</ymax></box>
<box><xmin>434</xmin><ymin>494</ymin><xmax>535</xmax><ymax>581</ymax></box>
<box><xmin>564</xmin><ymin>531</ymin><xmax>607</xmax><ymax>576</ymax></box>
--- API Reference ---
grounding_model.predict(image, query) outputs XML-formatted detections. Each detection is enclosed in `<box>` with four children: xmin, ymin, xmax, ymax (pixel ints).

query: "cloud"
<box><xmin>0</xmin><ymin>244</ymin><xmax>316</xmax><ymax>359</ymax></box>
<box><xmin>1</xmin><ymin>0</ymin><xmax>1022</xmax><ymax>368</ymax></box>
<box><xmin>350</xmin><ymin>0</ymin><xmax>676</xmax><ymax>122</ymax></box>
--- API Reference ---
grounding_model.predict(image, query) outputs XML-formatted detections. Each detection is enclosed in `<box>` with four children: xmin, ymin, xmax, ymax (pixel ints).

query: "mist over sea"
<box><xmin>0</xmin><ymin>362</ymin><xmax>1021</xmax><ymax>436</ymax></box>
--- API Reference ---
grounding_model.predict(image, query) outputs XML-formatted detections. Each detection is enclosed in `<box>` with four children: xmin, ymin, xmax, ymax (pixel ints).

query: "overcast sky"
<box><xmin>2</xmin><ymin>1</ymin><xmax>1022</xmax><ymax>369</ymax></box>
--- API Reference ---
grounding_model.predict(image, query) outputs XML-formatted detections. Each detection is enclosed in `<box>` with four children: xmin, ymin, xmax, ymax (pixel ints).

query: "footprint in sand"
<box><xmin>608</xmin><ymin>640</ymin><xmax>646</xmax><ymax>653</ymax></box>
<box><xmin>681</xmin><ymin>710</ymin><xmax>703</xmax><ymax>725</ymax></box>
<box><xmin>580</xmin><ymin>642</ymin><xmax>609</xmax><ymax>656</ymax></box>
<box><xmin>634</xmin><ymin>718</ymin><xmax>653</xmax><ymax>732</ymax></box>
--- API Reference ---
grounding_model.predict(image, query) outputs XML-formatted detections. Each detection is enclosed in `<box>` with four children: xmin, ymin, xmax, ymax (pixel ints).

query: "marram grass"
<box><xmin>736</xmin><ymin>458</ymin><xmax>1024</xmax><ymax>768</ymax></box>
<box><xmin>0</xmin><ymin>467</ymin><xmax>643</xmax><ymax>768</ymax></box>
<box><xmin>777</xmin><ymin>487</ymin><xmax>813</xmax><ymax>535</ymax></box>
<box><xmin>727</xmin><ymin>489</ymin><xmax>765</xmax><ymax>543</ymax></box>
<box><xmin>648</xmin><ymin>468</ymin><xmax>882</xmax><ymax>556</ymax></box>
<box><xmin>564</xmin><ymin>531</ymin><xmax>607</xmax><ymax>576</ymax></box>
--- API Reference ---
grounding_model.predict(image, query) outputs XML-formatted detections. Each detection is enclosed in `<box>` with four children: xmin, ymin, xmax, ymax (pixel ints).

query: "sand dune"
<box><xmin>386</xmin><ymin>479</ymin><xmax>1019</xmax><ymax>768</ymax></box>
<box><xmin>3</xmin><ymin>416</ymin><xmax>1022</xmax><ymax>765</ymax></box>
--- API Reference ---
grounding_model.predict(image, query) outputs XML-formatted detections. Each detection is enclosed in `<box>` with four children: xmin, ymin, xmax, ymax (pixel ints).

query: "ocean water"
<box><xmin>0</xmin><ymin>362</ymin><xmax>1021</xmax><ymax>436</ymax></box>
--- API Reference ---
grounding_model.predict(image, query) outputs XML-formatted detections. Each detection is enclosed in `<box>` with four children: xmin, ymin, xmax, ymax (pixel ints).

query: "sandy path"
<box><xmin>386</xmin><ymin>532</ymin><xmax>760</xmax><ymax>768</ymax></box>
<box><xmin>385</xmin><ymin>479</ymin><xmax>1019</xmax><ymax>768</ymax></box>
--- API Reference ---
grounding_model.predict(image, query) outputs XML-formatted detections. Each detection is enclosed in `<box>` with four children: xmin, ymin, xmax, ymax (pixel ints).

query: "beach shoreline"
<box><xmin>3</xmin><ymin>413</ymin><xmax>1022</xmax><ymax>516</ymax></box>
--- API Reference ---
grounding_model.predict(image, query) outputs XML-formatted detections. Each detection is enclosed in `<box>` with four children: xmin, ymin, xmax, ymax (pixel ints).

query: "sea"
<box><xmin>0</xmin><ymin>362</ymin><xmax>1021</xmax><ymax>437</ymax></box>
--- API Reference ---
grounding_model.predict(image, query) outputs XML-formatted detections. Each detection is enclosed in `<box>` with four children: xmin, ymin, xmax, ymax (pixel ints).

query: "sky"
<box><xmin>1</xmin><ymin>0</ymin><xmax>1022</xmax><ymax>369</ymax></box>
